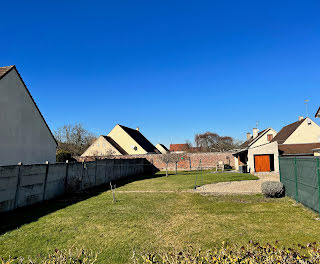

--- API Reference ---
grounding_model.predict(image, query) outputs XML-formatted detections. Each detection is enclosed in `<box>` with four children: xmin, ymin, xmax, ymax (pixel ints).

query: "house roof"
<box><xmin>241</xmin><ymin>129</ymin><xmax>268</xmax><ymax>148</ymax></box>
<box><xmin>118</xmin><ymin>125</ymin><xmax>158</xmax><ymax>153</ymax></box>
<box><xmin>278</xmin><ymin>143</ymin><xmax>320</xmax><ymax>155</ymax></box>
<box><xmin>157</xmin><ymin>144</ymin><xmax>169</xmax><ymax>151</ymax></box>
<box><xmin>170</xmin><ymin>144</ymin><xmax>189</xmax><ymax>152</ymax></box>
<box><xmin>315</xmin><ymin>107</ymin><xmax>320</xmax><ymax>118</ymax></box>
<box><xmin>0</xmin><ymin>66</ymin><xmax>14</xmax><ymax>79</ymax></box>
<box><xmin>0</xmin><ymin>65</ymin><xmax>58</xmax><ymax>146</ymax></box>
<box><xmin>271</xmin><ymin>119</ymin><xmax>305</xmax><ymax>144</ymax></box>
<box><xmin>102</xmin><ymin>136</ymin><xmax>128</xmax><ymax>155</ymax></box>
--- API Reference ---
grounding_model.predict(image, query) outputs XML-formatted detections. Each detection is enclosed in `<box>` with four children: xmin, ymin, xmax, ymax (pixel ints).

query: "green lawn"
<box><xmin>116</xmin><ymin>170</ymin><xmax>258</xmax><ymax>191</ymax></box>
<box><xmin>0</xmin><ymin>171</ymin><xmax>319</xmax><ymax>263</ymax></box>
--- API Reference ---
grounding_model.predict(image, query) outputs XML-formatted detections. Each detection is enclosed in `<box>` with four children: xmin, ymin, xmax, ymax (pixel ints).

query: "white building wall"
<box><xmin>250</xmin><ymin>129</ymin><xmax>277</xmax><ymax>148</ymax></box>
<box><xmin>247</xmin><ymin>141</ymin><xmax>279</xmax><ymax>173</ymax></box>
<box><xmin>284</xmin><ymin>118</ymin><xmax>320</xmax><ymax>144</ymax></box>
<box><xmin>234</xmin><ymin>156</ymin><xmax>239</xmax><ymax>170</ymax></box>
<box><xmin>108</xmin><ymin>125</ymin><xmax>148</xmax><ymax>155</ymax></box>
<box><xmin>0</xmin><ymin>69</ymin><xmax>57</xmax><ymax>165</ymax></box>
<box><xmin>81</xmin><ymin>136</ymin><xmax>122</xmax><ymax>156</ymax></box>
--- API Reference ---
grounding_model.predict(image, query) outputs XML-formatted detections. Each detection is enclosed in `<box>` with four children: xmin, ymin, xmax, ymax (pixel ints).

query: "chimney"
<box><xmin>136</xmin><ymin>127</ymin><xmax>139</xmax><ymax>131</ymax></box>
<box><xmin>299</xmin><ymin>116</ymin><xmax>304</xmax><ymax>121</ymax></box>
<box><xmin>246</xmin><ymin>133</ymin><xmax>251</xmax><ymax>141</ymax></box>
<box><xmin>252</xmin><ymin>128</ymin><xmax>259</xmax><ymax>139</ymax></box>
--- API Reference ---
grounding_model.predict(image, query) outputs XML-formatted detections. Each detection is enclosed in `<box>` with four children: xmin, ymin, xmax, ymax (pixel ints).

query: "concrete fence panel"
<box><xmin>0</xmin><ymin>158</ymin><xmax>154</xmax><ymax>213</ymax></box>
<box><xmin>0</xmin><ymin>165</ymin><xmax>19</xmax><ymax>212</ymax></box>
<box><xmin>96</xmin><ymin>160</ymin><xmax>106</xmax><ymax>185</ymax></box>
<box><xmin>127</xmin><ymin>159</ymin><xmax>135</xmax><ymax>176</ymax></box>
<box><xmin>105</xmin><ymin>159</ymin><xmax>114</xmax><ymax>183</ymax></box>
<box><xmin>16</xmin><ymin>164</ymin><xmax>47</xmax><ymax>208</ymax></box>
<box><xmin>82</xmin><ymin>162</ymin><xmax>96</xmax><ymax>189</ymax></box>
<box><xmin>113</xmin><ymin>159</ymin><xmax>121</xmax><ymax>182</ymax></box>
<box><xmin>45</xmin><ymin>163</ymin><xmax>67</xmax><ymax>200</ymax></box>
<box><xmin>67</xmin><ymin>162</ymin><xmax>84</xmax><ymax>192</ymax></box>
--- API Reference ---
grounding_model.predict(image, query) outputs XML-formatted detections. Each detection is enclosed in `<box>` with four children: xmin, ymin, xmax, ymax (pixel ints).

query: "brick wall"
<box><xmin>79</xmin><ymin>152</ymin><xmax>235</xmax><ymax>171</ymax></box>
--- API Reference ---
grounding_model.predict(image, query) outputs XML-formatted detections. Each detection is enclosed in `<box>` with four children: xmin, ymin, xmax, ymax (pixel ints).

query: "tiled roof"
<box><xmin>170</xmin><ymin>144</ymin><xmax>189</xmax><ymax>152</ymax></box>
<box><xmin>119</xmin><ymin>125</ymin><xmax>158</xmax><ymax>153</ymax></box>
<box><xmin>271</xmin><ymin>119</ymin><xmax>305</xmax><ymax>144</ymax></box>
<box><xmin>278</xmin><ymin>143</ymin><xmax>320</xmax><ymax>155</ymax></box>
<box><xmin>103</xmin><ymin>136</ymin><xmax>128</xmax><ymax>155</ymax></box>
<box><xmin>241</xmin><ymin>129</ymin><xmax>268</xmax><ymax>148</ymax></box>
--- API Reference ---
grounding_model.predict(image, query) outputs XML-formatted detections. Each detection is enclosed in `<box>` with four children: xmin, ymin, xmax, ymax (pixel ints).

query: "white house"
<box><xmin>233</xmin><ymin>117</ymin><xmax>320</xmax><ymax>173</ymax></box>
<box><xmin>0</xmin><ymin>66</ymin><xmax>57</xmax><ymax>165</ymax></box>
<box><xmin>81</xmin><ymin>124</ymin><xmax>159</xmax><ymax>157</ymax></box>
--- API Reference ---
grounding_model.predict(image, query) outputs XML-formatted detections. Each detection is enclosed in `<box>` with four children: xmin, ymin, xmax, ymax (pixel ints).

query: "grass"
<box><xmin>0</xmin><ymin>171</ymin><xmax>320</xmax><ymax>263</ymax></box>
<box><xmin>116</xmin><ymin>170</ymin><xmax>258</xmax><ymax>191</ymax></box>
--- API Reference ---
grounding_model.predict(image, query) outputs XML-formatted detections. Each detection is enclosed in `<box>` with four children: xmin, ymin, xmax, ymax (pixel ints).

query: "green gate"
<box><xmin>279</xmin><ymin>156</ymin><xmax>320</xmax><ymax>212</ymax></box>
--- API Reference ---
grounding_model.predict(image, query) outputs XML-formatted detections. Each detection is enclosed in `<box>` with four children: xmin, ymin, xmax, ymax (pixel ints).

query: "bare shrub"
<box><xmin>261</xmin><ymin>181</ymin><xmax>285</xmax><ymax>198</ymax></box>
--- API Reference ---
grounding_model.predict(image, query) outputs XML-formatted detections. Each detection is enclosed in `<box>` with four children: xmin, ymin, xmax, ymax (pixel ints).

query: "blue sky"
<box><xmin>2</xmin><ymin>1</ymin><xmax>320</xmax><ymax>147</ymax></box>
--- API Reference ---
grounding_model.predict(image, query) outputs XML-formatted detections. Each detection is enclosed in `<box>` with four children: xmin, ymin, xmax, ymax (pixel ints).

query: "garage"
<box><xmin>254</xmin><ymin>155</ymin><xmax>274</xmax><ymax>172</ymax></box>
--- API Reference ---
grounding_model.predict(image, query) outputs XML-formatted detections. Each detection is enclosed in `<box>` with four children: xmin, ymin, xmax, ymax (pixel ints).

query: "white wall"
<box><xmin>250</xmin><ymin>129</ymin><xmax>277</xmax><ymax>148</ymax></box>
<box><xmin>81</xmin><ymin>136</ymin><xmax>122</xmax><ymax>156</ymax></box>
<box><xmin>0</xmin><ymin>69</ymin><xmax>57</xmax><ymax>165</ymax></box>
<box><xmin>285</xmin><ymin>118</ymin><xmax>320</xmax><ymax>144</ymax></box>
<box><xmin>247</xmin><ymin>141</ymin><xmax>279</xmax><ymax>173</ymax></box>
<box><xmin>108</xmin><ymin>125</ymin><xmax>148</xmax><ymax>155</ymax></box>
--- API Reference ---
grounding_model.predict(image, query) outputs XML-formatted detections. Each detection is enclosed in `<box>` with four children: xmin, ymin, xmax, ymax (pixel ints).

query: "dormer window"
<box><xmin>267</xmin><ymin>134</ymin><xmax>273</xmax><ymax>142</ymax></box>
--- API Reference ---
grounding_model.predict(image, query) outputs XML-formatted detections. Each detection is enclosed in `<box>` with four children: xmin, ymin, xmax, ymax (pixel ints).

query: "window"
<box><xmin>267</xmin><ymin>134</ymin><xmax>273</xmax><ymax>141</ymax></box>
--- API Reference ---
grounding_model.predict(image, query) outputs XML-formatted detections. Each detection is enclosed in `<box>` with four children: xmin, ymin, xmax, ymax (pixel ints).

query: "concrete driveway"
<box><xmin>195</xmin><ymin>172</ymin><xmax>280</xmax><ymax>195</ymax></box>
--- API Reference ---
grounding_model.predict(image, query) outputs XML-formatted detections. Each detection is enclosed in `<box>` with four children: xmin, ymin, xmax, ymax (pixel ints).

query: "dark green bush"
<box><xmin>56</xmin><ymin>150</ymin><xmax>72</xmax><ymax>162</ymax></box>
<box><xmin>261</xmin><ymin>181</ymin><xmax>285</xmax><ymax>198</ymax></box>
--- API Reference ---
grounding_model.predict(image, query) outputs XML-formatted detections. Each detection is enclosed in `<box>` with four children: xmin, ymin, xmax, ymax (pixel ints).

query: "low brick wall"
<box><xmin>80</xmin><ymin>152</ymin><xmax>234</xmax><ymax>171</ymax></box>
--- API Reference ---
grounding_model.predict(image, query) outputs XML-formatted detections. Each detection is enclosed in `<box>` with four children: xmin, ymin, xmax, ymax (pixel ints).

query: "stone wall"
<box><xmin>79</xmin><ymin>152</ymin><xmax>234</xmax><ymax>171</ymax></box>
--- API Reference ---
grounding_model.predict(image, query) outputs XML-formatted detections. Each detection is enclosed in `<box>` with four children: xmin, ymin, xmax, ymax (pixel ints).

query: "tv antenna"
<box><xmin>305</xmin><ymin>99</ymin><xmax>310</xmax><ymax>117</ymax></box>
<box><xmin>256</xmin><ymin>121</ymin><xmax>259</xmax><ymax>129</ymax></box>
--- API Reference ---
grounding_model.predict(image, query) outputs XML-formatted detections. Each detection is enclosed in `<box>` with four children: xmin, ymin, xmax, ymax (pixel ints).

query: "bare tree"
<box><xmin>54</xmin><ymin>123</ymin><xmax>96</xmax><ymax>157</ymax></box>
<box><xmin>185</xmin><ymin>140</ymin><xmax>193</xmax><ymax>149</ymax></box>
<box><xmin>159</xmin><ymin>153</ymin><xmax>173</xmax><ymax>177</ymax></box>
<box><xmin>170</xmin><ymin>153</ymin><xmax>183</xmax><ymax>174</ymax></box>
<box><xmin>194</xmin><ymin>132</ymin><xmax>242</xmax><ymax>152</ymax></box>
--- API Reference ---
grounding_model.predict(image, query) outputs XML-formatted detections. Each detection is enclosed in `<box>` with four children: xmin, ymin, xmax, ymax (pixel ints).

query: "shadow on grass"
<box><xmin>0</xmin><ymin>171</ymin><xmax>162</xmax><ymax>236</ymax></box>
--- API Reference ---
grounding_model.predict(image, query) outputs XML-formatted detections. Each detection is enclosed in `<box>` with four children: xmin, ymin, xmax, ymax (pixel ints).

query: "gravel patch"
<box><xmin>195</xmin><ymin>172</ymin><xmax>280</xmax><ymax>194</ymax></box>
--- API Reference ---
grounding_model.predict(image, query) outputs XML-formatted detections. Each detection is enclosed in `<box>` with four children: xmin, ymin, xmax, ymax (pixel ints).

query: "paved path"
<box><xmin>195</xmin><ymin>172</ymin><xmax>280</xmax><ymax>195</ymax></box>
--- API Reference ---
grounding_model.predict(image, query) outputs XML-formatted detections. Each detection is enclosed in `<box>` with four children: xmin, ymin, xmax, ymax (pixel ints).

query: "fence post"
<box><xmin>64</xmin><ymin>160</ymin><xmax>69</xmax><ymax>193</ymax></box>
<box><xmin>294</xmin><ymin>157</ymin><xmax>298</xmax><ymax>201</ymax></box>
<box><xmin>278</xmin><ymin>156</ymin><xmax>282</xmax><ymax>182</ymax></box>
<box><xmin>13</xmin><ymin>162</ymin><xmax>23</xmax><ymax>209</ymax></box>
<box><xmin>317</xmin><ymin>157</ymin><xmax>320</xmax><ymax>213</ymax></box>
<box><xmin>42</xmin><ymin>161</ymin><xmax>50</xmax><ymax>201</ymax></box>
<box><xmin>94</xmin><ymin>159</ymin><xmax>98</xmax><ymax>186</ymax></box>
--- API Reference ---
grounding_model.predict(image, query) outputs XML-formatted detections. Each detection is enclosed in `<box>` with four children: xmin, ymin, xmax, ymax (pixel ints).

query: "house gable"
<box><xmin>156</xmin><ymin>143</ymin><xmax>169</xmax><ymax>154</ymax></box>
<box><xmin>81</xmin><ymin>136</ymin><xmax>124</xmax><ymax>156</ymax></box>
<box><xmin>0</xmin><ymin>66</ymin><xmax>57</xmax><ymax>165</ymax></box>
<box><xmin>108</xmin><ymin>124</ymin><xmax>156</xmax><ymax>154</ymax></box>
<box><xmin>241</xmin><ymin>128</ymin><xmax>277</xmax><ymax>149</ymax></box>
<box><xmin>250</xmin><ymin>128</ymin><xmax>277</xmax><ymax>148</ymax></box>
<box><xmin>284</xmin><ymin>118</ymin><xmax>320</xmax><ymax>144</ymax></box>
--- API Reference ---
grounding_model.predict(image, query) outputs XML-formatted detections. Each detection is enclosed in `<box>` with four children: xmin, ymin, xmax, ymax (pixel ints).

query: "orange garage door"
<box><xmin>254</xmin><ymin>155</ymin><xmax>270</xmax><ymax>172</ymax></box>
